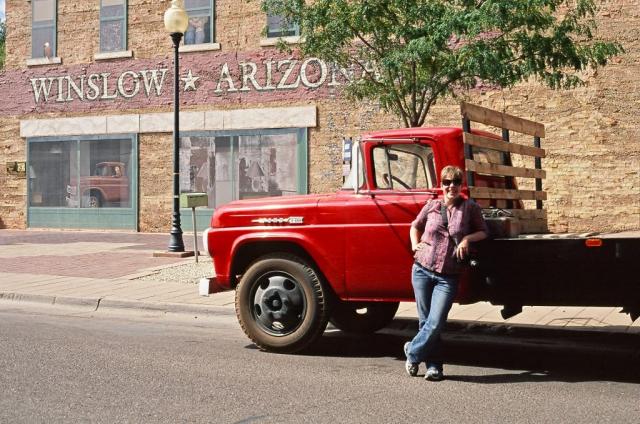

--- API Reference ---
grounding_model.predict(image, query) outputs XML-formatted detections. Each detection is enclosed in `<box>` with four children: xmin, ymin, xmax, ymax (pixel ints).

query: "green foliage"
<box><xmin>262</xmin><ymin>0</ymin><xmax>623</xmax><ymax>127</ymax></box>
<box><xmin>0</xmin><ymin>22</ymin><xmax>5</xmax><ymax>70</ymax></box>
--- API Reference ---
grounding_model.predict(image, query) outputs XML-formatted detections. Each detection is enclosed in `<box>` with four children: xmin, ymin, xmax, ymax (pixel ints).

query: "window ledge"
<box><xmin>260</xmin><ymin>36</ymin><xmax>304</xmax><ymax>47</ymax></box>
<box><xmin>178</xmin><ymin>43</ymin><xmax>221</xmax><ymax>53</ymax></box>
<box><xmin>94</xmin><ymin>50</ymin><xmax>133</xmax><ymax>61</ymax></box>
<box><xmin>26</xmin><ymin>57</ymin><xmax>62</xmax><ymax>67</ymax></box>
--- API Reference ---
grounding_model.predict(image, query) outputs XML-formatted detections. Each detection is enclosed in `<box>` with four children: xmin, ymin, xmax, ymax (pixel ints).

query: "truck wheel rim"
<box><xmin>250</xmin><ymin>271</ymin><xmax>307</xmax><ymax>336</ymax></box>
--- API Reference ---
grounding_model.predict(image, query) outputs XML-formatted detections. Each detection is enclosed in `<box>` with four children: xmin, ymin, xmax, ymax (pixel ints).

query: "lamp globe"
<box><xmin>164</xmin><ymin>0</ymin><xmax>189</xmax><ymax>34</ymax></box>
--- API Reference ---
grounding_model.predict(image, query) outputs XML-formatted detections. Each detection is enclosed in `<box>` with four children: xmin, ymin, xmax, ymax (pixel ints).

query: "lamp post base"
<box><xmin>153</xmin><ymin>250</ymin><xmax>195</xmax><ymax>258</ymax></box>
<box><xmin>168</xmin><ymin>231</ymin><xmax>186</xmax><ymax>252</ymax></box>
<box><xmin>168</xmin><ymin>210</ymin><xmax>185</xmax><ymax>252</ymax></box>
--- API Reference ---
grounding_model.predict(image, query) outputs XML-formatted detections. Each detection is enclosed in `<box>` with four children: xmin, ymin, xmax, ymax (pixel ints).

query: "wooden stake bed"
<box><xmin>460</xmin><ymin>102</ymin><xmax>548</xmax><ymax>234</ymax></box>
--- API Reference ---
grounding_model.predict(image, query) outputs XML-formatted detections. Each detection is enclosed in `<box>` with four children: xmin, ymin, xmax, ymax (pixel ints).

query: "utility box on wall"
<box><xmin>6</xmin><ymin>161</ymin><xmax>26</xmax><ymax>177</ymax></box>
<box><xmin>180</xmin><ymin>192</ymin><xmax>208</xmax><ymax>208</ymax></box>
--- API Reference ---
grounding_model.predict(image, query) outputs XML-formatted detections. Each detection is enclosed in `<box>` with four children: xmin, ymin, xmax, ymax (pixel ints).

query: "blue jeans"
<box><xmin>405</xmin><ymin>263</ymin><xmax>459</xmax><ymax>370</ymax></box>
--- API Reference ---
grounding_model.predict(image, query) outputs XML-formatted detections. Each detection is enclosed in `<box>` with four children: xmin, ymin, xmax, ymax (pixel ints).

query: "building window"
<box><xmin>100</xmin><ymin>0</ymin><xmax>127</xmax><ymax>53</ymax></box>
<box><xmin>29</xmin><ymin>138</ymin><xmax>133</xmax><ymax>208</ymax></box>
<box><xmin>32</xmin><ymin>0</ymin><xmax>57</xmax><ymax>58</ymax></box>
<box><xmin>267</xmin><ymin>14</ymin><xmax>299</xmax><ymax>38</ymax></box>
<box><xmin>179</xmin><ymin>129</ymin><xmax>307</xmax><ymax>209</ymax></box>
<box><xmin>184</xmin><ymin>0</ymin><xmax>213</xmax><ymax>45</ymax></box>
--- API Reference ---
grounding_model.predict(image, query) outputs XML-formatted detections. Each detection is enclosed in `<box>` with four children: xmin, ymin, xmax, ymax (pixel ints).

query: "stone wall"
<box><xmin>1</xmin><ymin>0</ymin><xmax>638</xmax><ymax>233</ymax></box>
<box><xmin>0</xmin><ymin>117</ymin><xmax>25</xmax><ymax>229</ymax></box>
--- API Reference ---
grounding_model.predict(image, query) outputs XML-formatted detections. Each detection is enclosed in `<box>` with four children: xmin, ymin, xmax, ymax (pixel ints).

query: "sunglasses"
<box><xmin>441</xmin><ymin>178</ymin><xmax>462</xmax><ymax>187</ymax></box>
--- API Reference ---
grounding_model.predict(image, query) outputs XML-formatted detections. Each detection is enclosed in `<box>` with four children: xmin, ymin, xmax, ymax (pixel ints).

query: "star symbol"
<box><xmin>181</xmin><ymin>70</ymin><xmax>200</xmax><ymax>92</ymax></box>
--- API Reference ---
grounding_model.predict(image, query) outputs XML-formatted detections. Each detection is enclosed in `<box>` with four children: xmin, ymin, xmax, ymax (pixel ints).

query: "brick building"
<box><xmin>0</xmin><ymin>0</ymin><xmax>638</xmax><ymax>233</ymax></box>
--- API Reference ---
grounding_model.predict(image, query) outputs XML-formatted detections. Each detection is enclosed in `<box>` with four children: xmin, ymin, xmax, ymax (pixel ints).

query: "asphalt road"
<box><xmin>1</xmin><ymin>303</ymin><xmax>639</xmax><ymax>424</ymax></box>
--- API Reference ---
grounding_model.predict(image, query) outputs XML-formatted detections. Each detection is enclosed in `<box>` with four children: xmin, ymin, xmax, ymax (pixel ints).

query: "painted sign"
<box><xmin>27</xmin><ymin>56</ymin><xmax>371</xmax><ymax>105</ymax></box>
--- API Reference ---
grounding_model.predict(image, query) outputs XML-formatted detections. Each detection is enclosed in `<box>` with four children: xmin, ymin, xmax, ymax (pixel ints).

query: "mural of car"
<box><xmin>66</xmin><ymin>161</ymin><xmax>129</xmax><ymax>208</ymax></box>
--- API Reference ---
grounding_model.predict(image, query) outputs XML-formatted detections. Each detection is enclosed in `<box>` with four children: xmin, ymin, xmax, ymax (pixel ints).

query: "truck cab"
<box><xmin>204</xmin><ymin>126</ymin><xmax>520</xmax><ymax>353</ymax></box>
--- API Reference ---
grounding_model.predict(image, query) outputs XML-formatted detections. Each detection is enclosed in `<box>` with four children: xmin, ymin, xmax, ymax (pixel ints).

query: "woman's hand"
<box><xmin>455</xmin><ymin>231</ymin><xmax>487</xmax><ymax>260</ymax></box>
<box><xmin>456</xmin><ymin>238</ymin><xmax>470</xmax><ymax>260</ymax></box>
<box><xmin>412</xmin><ymin>242</ymin><xmax>427</xmax><ymax>253</ymax></box>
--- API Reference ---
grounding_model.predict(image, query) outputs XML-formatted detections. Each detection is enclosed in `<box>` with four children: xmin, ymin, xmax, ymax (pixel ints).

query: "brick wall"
<box><xmin>1</xmin><ymin>0</ymin><xmax>638</xmax><ymax>232</ymax></box>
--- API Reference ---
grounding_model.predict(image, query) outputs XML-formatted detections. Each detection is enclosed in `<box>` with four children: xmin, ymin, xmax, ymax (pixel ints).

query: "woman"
<box><xmin>404</xmin><ymin>165</ymin><xmax>488</xmax><ymax>381</ymax></box>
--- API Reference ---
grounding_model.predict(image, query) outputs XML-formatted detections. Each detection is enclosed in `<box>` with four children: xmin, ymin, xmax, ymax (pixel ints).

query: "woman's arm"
<box><xmin>410</xmin><ymin>200</ymin><xmax>433</xmax><ymax>252</ymax></box>
<box><xmin>455</xmin><ymin>230</ymin><xmax>487</xmax><ymax>259</ymax></box>
<box><xmin>410</xmin><ymin>226</ymin><xmax>427</xmax><ymax>252</ymax></box>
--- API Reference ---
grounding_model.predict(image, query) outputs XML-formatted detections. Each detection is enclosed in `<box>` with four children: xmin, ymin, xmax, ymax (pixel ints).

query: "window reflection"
<box><xmin>32</xmin><ymin>0</ymin><xmax>56</xmax><ymax>58</ymax></box>
<box><xmin>100</xmin><ymin>0</ymin><xmax>126</xmax><ymax>52</ymax></box>
<box><xmin>267</xmin><ymin>14</ymin><xmax>299</xmax><ymax>38</ymax></box>
<box><xmin>28</xmin><ymin>138</ymin><xmax>132</xmax><ymax>209</ymax></box>
<box><xmin>179</xmin><ymin>131</ymin><xmax>301</xmax><ymax>209</ymax></box>
<box><xmin>184</xmin><ymin>0</ymin><xmax>212</xmax><ymax>45</ymax></box>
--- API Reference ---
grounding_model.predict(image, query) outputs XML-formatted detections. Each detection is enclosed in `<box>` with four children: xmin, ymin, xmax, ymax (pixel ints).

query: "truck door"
<box><xmin>345</xmin><ymin>142</ymin><xmax>437</xmax><ymax>300</ymax></box>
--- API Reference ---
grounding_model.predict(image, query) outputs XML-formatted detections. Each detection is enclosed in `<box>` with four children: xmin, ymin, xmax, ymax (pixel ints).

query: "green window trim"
<box><xmin>99</xmin><ymin>0</ymin><xmax>128</xmax><ymax>53</ymax></box>
<box><xmin>31</xmin><ymin>0</ymin><xmax>57</xmax><ymax>58</ymax></box>
<box><xmin>184</xmin><ymin>0</ymin><xmax>215</xmax><ymax>45</ymax></box>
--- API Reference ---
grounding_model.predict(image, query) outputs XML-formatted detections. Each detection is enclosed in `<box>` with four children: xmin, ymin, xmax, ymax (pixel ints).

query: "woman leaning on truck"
<box><xmin>404</xmin><ymin>165</ymin><xmax>488</xmax><ymax>381</ymax></box>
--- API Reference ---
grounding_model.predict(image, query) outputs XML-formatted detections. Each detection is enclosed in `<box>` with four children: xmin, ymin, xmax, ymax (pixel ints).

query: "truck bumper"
<box><xmin>198</xmin><ymin>276</ymin><xmax>232</xmax><ymax>296</ymax></box>
<box><xmin>202</xmin><ymin>227</ymin><xmax>212</xmax><ymax>256</ymax></box>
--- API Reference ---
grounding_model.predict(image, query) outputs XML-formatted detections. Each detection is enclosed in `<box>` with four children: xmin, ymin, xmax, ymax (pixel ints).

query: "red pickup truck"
<box><xmin>66</xmin><ymin>162</ymin><xmax>130</xmax><ymax>208</ymax></box>
<box><xmin>203</xmin><ymin>103</ymin><xmax>640</xmax><ymax>353</ymax></box>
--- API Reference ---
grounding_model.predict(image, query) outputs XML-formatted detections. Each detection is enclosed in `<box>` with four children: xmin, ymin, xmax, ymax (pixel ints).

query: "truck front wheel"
<box><xmin>329</xmin><ymin>301</ymin><xmax>400</xmax><ymax>334</ymax></box>
<box><xmin>235</xmin><ymin>254</ymin><xmax>330</xmax><ymax>353</ymax></box>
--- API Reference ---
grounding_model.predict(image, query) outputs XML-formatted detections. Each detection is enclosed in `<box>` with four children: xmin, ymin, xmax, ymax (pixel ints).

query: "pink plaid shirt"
<box><xmin>412</xmin><ymin>198</ymin><xmax>487</xmax><ymax>275</ymax></box>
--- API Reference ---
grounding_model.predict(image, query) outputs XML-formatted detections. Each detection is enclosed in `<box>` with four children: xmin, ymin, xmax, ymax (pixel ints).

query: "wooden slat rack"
<box><xmin>460</xmin><ymin>102</ymin><xmax>548</xmax><ymax>234</ymax></box>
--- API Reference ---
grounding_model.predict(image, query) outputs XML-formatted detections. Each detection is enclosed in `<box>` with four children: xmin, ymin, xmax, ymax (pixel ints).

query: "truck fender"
<box><xmin>229</xmin><ymin>232</ymin><xmax>345</xmax><ymax>296</ymax></box>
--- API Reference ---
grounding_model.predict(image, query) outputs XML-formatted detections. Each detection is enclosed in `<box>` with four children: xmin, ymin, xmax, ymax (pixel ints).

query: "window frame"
<box><xmin>184</xmin><ymin>0</ymin><xmax>215</xmax><ymax>45</ymax></box>
<box><xmin>99</xmin><ymin>0</ymin><xmax>128</xmax><ymax>53</ymax></box>
<box><xmin>31</xmin><ymin>0</ymin><xmax>57</xmax><ymax>59</ymax></box>
<box><xmin>26</xmin><ymin>133</ymin><xmax>139</xmax><ymax>230</ymax></box>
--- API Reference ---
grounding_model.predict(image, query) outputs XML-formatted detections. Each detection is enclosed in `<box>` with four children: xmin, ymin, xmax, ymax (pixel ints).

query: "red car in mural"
<box><xmin>202</xmin><ymin>103</ymin><xmax>640</xmax><ymax>353</ymax></box>
<box><xmin>66</xmin><ymin>162</ymin><xmax>130</xmax><ymax>208</ymax></box>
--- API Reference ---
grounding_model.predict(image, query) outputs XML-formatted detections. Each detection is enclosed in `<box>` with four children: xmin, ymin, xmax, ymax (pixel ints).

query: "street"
<box><xmin>1</xmin><ymin>303</ymin><xmax>639</xmax><ymax>424</ymax></box>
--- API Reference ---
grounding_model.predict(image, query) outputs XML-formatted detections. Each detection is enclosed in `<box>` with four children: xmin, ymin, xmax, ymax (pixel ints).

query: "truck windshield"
<box><xmin>372</xmin><ymin>144</ymin><xmax>436</xmax><ymax>190</ymax></box>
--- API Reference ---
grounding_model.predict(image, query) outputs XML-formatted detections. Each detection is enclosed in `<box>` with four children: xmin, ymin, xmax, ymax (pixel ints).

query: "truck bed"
<box><xmin>473</xmin><ymin>231</ymin><xmax>640</xmax><ymax>309</ymax></box>
<box><xmin>511</xmin><ymin>230</ymin><xmax>640</xmax><ymax>240</ymax></box>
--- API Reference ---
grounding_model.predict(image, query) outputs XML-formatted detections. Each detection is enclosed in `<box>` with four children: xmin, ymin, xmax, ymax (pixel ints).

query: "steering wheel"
<box><xmin>383</xmin><ymin>173</ymin><xmax>412</xmax><ymax>190</ymax></box>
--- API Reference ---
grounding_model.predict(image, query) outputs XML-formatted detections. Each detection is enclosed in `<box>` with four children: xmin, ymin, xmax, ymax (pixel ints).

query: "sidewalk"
<box><xmin>1</xmin><ymin>229</ymin><xmax>638</xmax><ymax>333</ymax></box>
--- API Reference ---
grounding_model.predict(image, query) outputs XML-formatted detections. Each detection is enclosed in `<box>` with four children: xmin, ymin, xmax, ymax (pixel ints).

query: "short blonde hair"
<box><xmin>440</xmin><ymin>165</ymin><xmax>463</xmax><ymax>181</ymax></box>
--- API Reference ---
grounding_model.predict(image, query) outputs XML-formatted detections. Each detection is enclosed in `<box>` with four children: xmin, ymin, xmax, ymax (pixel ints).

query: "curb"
<box><xmin>98</xmin><ymin>298</ymin><xmax>235</xmax><ymax>317</ymax></box>
<box><xmin>0</xmin><ymin>291</ymin><xmax>235</xmax><ymax>318</ymax></box>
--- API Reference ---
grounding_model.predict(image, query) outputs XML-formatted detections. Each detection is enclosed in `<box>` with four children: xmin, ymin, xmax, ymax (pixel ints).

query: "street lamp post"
<box><xmin>164</xmin><ymin>0</ymin><xmax>189</xmax><ymax>252</ymax></box>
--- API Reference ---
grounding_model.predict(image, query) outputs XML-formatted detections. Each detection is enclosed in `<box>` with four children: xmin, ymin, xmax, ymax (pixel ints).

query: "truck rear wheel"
<box><xmin>235</xmin><ymin>254</ymin><xmax>330</xmax><ymax>353</ymax></box>
<box><xmin>329</xmin><ymin>301</ymin><xmax>400</xmax><ymax>334</ymax></box>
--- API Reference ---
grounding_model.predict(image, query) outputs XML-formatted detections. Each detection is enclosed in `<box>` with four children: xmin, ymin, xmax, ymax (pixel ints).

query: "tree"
<box><xmin>262</xmin><ymin>0</ymin><xmax>622</xmax><ymax>127</ymax></box>
<box><xmin>0</xmin><ymin>22</ymin><xmax>5</xmax><ymax>70</ymax></box>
